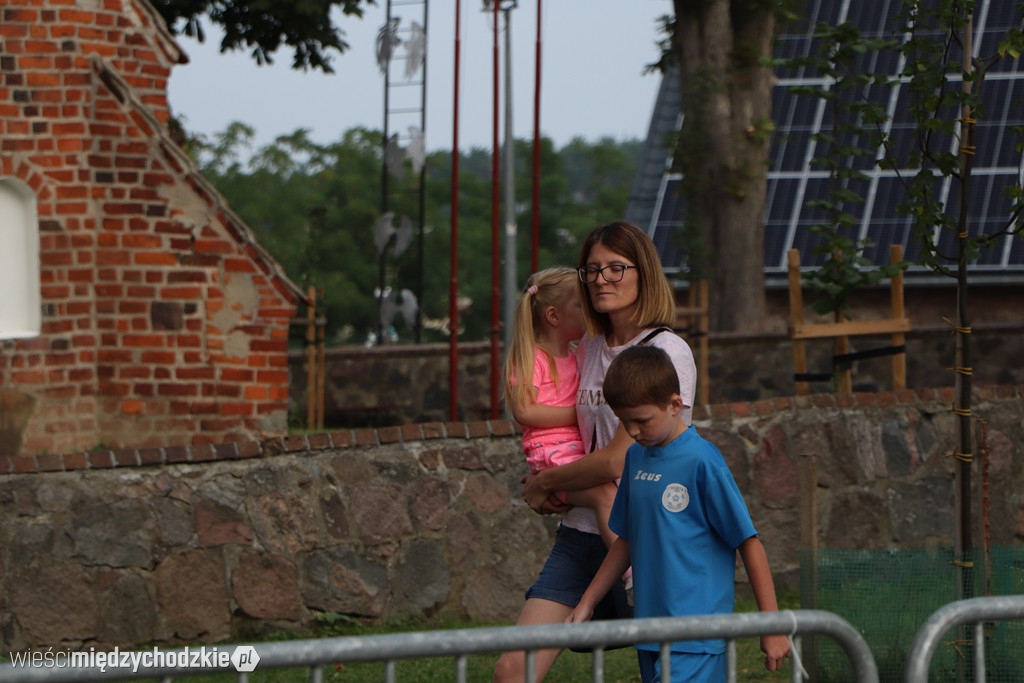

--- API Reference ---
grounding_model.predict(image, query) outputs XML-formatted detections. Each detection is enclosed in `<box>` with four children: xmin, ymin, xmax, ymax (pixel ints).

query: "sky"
<box><xmin>166</xmin><ymin>1</ymin><xmax>673</xmax><ymax>154</ymax></box>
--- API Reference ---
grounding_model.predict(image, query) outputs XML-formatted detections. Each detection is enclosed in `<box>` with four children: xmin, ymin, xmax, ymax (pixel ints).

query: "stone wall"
<box><xmin>2</xmin><ymin>385</ymin><xmax>1022</xmax><ymax>654</ymax></box>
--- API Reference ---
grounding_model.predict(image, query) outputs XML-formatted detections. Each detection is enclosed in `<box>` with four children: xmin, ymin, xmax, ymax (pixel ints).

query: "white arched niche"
<box><xmin>0</xmin><ymin>178</ymin><xmax>41</xmax><ymax>339</ymax></box>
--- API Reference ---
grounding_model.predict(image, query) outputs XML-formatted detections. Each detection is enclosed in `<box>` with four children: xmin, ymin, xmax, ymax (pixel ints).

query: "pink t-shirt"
<box><xmin>564</xmin><ymin>328</ymin><xmax>697</xmax><ymax>534</ymax></box>
<box><xmin>521</xmin><ymin>347</ymin><xmax>585</xmax><ymax>470</ymax></box>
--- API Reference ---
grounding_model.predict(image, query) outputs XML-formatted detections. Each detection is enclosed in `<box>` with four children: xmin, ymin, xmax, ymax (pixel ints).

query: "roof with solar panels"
<box><xmin>625</xmin><ymin>0</ymin><xmax>1024</xmax><ymax>287</ymax></box>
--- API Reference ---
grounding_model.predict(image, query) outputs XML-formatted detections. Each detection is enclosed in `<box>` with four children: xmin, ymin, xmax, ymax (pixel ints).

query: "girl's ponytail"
<box><xmin>503</xmin><ymin>276</ymin><xmax>541</xmax><ymax>413</ymax></box>
<box><xmin>502</xmin><ymin>267</ymin><xmax>577</xmax><ymax>415</ymax></box>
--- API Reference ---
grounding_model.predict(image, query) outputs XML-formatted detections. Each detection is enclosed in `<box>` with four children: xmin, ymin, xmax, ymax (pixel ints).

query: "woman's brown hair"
<box><xmin>577</xmin><ymin>221</ymin><xmax>676</xmax><ymax>337</ymax></box>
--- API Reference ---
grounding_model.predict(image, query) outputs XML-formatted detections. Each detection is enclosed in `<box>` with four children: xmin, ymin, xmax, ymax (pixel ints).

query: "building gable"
<box><xmin>0</xmin><ymin>0</ymin><xmax>306</xmax><ymax>456</ymax></box>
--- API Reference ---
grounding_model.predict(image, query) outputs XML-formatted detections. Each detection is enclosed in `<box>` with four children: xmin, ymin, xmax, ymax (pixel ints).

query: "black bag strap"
<box><xmin>637</xmin><ymin>327</ymin><xmax>671</xmax><ymax>346</ymax></box>
<box><xmin>589</xmin><ymin>328</ymin><xmax>670</xmax><ymax>453</ymax></box>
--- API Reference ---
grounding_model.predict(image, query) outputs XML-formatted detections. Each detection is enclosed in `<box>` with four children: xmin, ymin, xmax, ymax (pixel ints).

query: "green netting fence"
<box><xmin>800</xmin><ymin>546</ymin><xmax>1024</xmax><ymax>683</ymax></box>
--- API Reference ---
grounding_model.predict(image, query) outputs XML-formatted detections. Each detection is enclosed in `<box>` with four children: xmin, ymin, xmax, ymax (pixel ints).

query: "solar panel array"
<box><xmin>637</xmin><ymin>0</ymin><xmax>1024</xmax><ymax>281</ymax></box>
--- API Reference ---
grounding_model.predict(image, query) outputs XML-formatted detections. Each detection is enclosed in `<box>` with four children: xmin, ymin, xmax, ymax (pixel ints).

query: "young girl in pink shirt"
<box><xmin>502</xmin><ymin>267</ymin><xmax>619</xmax><ymax>551</ymax></box>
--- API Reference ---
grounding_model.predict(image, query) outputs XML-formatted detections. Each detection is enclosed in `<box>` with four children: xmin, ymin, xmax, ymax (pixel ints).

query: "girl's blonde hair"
<box><xmin>577</xmin><ymin>221</ymin><xmax>676</xmax><ymax>337</ymax></box>
<box><xmin>502</xmin><ymin>267</ymin><xmax>579</xmax><ymax>412</ymax></box>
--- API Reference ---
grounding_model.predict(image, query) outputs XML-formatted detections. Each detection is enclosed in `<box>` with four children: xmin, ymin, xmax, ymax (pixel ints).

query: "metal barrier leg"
<box><xmin>974</xmin><ymin>620</ymin><xmax>985</xmax><ymax>683</ymax></box>
<box><xmin>524</xmin><ymin>649</ymin><xmax>536</xmax><ymax>683</ymax></box>
<box><xmin>591</xmin><ymin>648</ymin><xmax>605</xmax><ymax>683</ymax></box>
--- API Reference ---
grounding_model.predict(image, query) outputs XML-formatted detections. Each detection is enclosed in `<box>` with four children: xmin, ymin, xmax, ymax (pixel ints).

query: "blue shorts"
<box><xmin>637</xmin><ymin>650</ymin><xmax>726</xmax><ymax>683</ymax></box>
<box><xmin>526</xmin><ymin>525</ymin><xmax>632</xmax><ymax>621</ymax></box>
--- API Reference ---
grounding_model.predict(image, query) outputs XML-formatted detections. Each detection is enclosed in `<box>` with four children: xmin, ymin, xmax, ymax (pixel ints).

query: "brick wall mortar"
<box><xmin>0</xmin><ymin>418</ymin><xmax>521</xmax><ymax>474</ymax></box>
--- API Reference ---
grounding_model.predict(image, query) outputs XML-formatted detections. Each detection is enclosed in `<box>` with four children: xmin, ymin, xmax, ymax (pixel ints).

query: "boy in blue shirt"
<box><xmin>567</xmin><ymin>345</ymin><xmax>791</xmax><ymax>682</ymax></box>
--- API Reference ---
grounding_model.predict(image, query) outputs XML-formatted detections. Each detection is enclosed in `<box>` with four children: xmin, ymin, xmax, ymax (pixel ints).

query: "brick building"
<box><xmin>0</xmin><ymin>0</ymin><xmax>306</xmax><ymax>457</ymax></box>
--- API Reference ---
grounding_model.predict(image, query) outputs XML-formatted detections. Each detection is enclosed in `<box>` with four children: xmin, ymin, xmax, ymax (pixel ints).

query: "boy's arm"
<box><xmin>738</xmin><ymin>536</ymin><xmax>792</xmax><ymax>672</ymax></box>
<box><xmin>566</xmin><ymin>538</ymin><xmax>631</xmax><ymax>623</ymax></box>
<box><xmin>522</xmin><ymin>423</ymin><xmax>634</xmax><ymax>512</ymax></box>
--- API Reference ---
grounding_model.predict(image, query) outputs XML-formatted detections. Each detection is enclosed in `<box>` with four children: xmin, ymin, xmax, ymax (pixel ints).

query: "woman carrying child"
<box><xmin>493</xmin><ymin>222</ymin><xmax>697</xmax><ymax>682</ymax></box>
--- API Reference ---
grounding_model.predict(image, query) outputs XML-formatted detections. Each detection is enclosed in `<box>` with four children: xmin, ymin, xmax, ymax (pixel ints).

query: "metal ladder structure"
<box><xmin>375</xmin><ymin>0</ymin><xmax>428</xmax><ymax>343</ymax></box>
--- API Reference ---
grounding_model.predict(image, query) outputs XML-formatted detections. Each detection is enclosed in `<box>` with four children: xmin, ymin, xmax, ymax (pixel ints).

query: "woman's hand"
<box><xmin>521</xmin><ymin>473</ymin><xmax>571</xmax><ymax>514</ymax></box>
<box><xmin>520</xmin><ymin>425</ymin><xmax>633</xmax><ymax>515</ymax></box>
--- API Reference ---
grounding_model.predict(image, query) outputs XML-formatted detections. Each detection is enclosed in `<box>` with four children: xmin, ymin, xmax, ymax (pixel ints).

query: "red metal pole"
<box><xmin>489</xmin><ymin>0</ymin><xmax>501</xmax><ymax>419</ymax></box>
<box><xmin>449</xmin><ymin>0</ymin><xmax>461</xmax><ymax>421</ymax></box>
<box><xmin>530</xmin><ymin>0</ymin><xmax>542</xmax><ymax>274</ymax></box>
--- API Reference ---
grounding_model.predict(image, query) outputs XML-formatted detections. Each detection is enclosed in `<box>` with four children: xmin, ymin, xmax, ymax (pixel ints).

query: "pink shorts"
<box><xmin>526</xmin><ymin>439</ymin><xmax>585</xmax><ymax>505</ymax></box>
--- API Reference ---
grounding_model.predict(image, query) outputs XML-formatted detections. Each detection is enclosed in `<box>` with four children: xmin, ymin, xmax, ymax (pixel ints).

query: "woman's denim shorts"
<box><xmin>526</xmin><ymin>525</ymin><xmax>631</xmax><ymax>620</ymax></box>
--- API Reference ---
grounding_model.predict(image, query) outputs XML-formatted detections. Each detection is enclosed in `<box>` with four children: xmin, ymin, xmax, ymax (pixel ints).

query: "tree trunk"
<box><xmin>673</xmin><ymin>0</ymin><xmax>774</xmax><ymax>332</ymax></box>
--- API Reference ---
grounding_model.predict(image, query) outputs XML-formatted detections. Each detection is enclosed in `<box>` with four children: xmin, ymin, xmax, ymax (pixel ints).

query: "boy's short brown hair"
<box><xmin>603</xmin><ymin>345</ymin><xmax>681</xmax><ymax>411</ymax></box>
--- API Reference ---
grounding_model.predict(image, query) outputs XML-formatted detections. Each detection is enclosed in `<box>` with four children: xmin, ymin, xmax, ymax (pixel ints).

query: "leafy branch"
<box><xmin>783</xmin><ymin>22</ymin><xmax>907</xmax><ymax>318</ymax></box>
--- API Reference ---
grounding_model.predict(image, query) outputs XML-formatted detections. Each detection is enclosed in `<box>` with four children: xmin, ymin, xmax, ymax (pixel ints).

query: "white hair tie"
<box><xmin>782</xmin><ymin>610</ymin><xmax>809</xmax><ymax>680</ymax></box>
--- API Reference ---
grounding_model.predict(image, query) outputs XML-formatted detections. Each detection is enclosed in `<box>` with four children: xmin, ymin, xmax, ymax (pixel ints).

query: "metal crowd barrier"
<box><xmin>905</xmin><ymin>595</ymin><xmax>1024</xmax><ymax>683</ymax></box>
<box><xmin>0</xmin><ymin>610</ymin><xmax>878</xmax><ymax>683</ymax></box>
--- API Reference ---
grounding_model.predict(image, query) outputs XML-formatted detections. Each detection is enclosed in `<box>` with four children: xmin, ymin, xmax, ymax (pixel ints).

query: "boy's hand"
<box><xmin>760</xmin><ymin>633</ymin><xmax>791</xmax><ymax>671</ymax></box>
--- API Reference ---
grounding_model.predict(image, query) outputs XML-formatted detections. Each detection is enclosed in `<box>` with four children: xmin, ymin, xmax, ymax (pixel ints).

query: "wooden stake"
<box><xmin>787</xmin><ymin>249</ymin><xmax>809</xmax><ymax>396</ymax></box>
<box><xmin>306</xmin><ymin>286</ymin><xmax>316</xmax><ymax>430</ymax></box>
<box><xmin>799</xmin><ymin>452</ymin><xmax>820</xmax><ymax>678</ymax></box>
<box><xmin>316</xmin><ymin>288</ymin><xmax>326</xmax><ymax>430</ymax></box>
<box><xmin>676</xmin><ymin>279</ymin><xmax>710</xmax><ymax>405</ymax></box>
<box><xmin>891</xmin><ymin>244</ymin><xmax>907</xmax><ymax>390</ymax></box>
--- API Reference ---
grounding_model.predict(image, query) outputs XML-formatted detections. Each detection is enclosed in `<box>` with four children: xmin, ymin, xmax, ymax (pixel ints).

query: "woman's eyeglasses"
<box><xmin>577</xmin><ymin>264</ymin><xmax>637</xmax><ymax>283</ymax></box>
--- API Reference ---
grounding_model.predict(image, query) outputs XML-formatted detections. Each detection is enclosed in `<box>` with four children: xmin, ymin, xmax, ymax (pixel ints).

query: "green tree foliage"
<box><xmin>193</xmin><ymin>126</ymin><xmax>642</xmax><ymax>346</ymax></box>
<box><xmin>151</xmin><ymin>0</ymin><xmax>374</xmax><ymax>72</ymax></box>
<box><xmin>892</xmin><ymin>1</ymin><xmax>1024</xmax><ymax>272</ymax></box>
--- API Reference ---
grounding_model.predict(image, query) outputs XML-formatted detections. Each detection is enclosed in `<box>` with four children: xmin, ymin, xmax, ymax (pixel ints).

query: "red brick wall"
<box><xmin>0</xmin><ymin>0</ymin><xmax>304</xmax><ymax>457</ymax></box>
